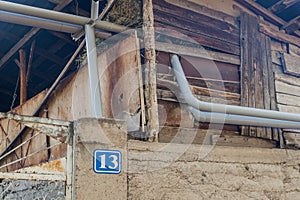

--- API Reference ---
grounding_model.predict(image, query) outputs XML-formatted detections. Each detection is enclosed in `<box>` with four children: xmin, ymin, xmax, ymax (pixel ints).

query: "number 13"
<box><xmin>99</xmin><ymin>154</ymin><xmax>119</xmax><ymax>169</ymax></box>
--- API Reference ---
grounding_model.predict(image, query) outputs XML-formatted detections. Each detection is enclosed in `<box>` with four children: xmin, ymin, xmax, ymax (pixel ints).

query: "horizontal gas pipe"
<box><xmin>189</xmin><ymin>107</ymin><xmax>300</xmax><ymax>129</ymax></box>
<box><xmin>170</xmin><ymin>55</ymin><xmax>300</xmax><ymax>126</ymax></box>
<box><xmin>0</xmin><ymin>1</ymin><xmax>128</xmax><ymax>33</ymax></box>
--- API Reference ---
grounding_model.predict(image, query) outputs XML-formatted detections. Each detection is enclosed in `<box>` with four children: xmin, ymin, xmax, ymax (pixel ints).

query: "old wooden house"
<box><xmin>0</xmin><ymin>0</ymin><xmax>300</xmax><ymax>199</ymax></box>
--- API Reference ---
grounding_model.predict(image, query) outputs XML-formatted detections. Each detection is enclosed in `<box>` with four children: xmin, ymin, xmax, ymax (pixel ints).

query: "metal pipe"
<box><xmin>85</xmin><ymin>24</ymin><xmax>103</xmax><ymax>118</ymax></box>
<box><xmin>0</xmin><ymin>11</ymin><xmax>80</xmax><ymax>33</ymax></box>
<box><xmin>91</xmin><ymin>0</ymin><xmax>100</xmax><ymax>20</ymax></box>
<box><xmin>189</xmin><ymin>107</ymin><xmax>300</xmax><ymax>129</ymax></box>
<box><xmin>0</xmin><ymin>1</ymin><xmax>128</xmax><ymax>33</ymax></box>
<box><xmin>171</xmin><ymin>55</ymin><xmax>300</xmax><ymax>123</ymax></box>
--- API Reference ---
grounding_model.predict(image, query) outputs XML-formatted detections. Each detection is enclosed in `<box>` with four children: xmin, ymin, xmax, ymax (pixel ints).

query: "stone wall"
<box><xmin>0</xmin><ymin>179</ymin><xmax>65</xmax><ymax>200</ymax></box>
<box><xmin>128</xmin><ymin>141</ymin><xmax>300</xmax><ymax>200</ymax></box>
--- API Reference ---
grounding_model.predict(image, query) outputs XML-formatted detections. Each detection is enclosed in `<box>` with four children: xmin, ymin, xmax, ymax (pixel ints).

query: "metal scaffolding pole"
<box><xmin>84</xmin><ymin>1</ymin><xmax>103</xmax><ymax>118</ymax></box>
<box><xmin>0</xmin><ymin>1</ymin><xmax>128</xmax><ymax>33</ymax></box>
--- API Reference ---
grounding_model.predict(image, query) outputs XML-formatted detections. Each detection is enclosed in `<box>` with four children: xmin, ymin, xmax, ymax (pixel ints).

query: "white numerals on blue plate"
<box><xmin>93</xmin><ymin>150</ymin><xmax>121</xmax><ymax>174</ymax></box>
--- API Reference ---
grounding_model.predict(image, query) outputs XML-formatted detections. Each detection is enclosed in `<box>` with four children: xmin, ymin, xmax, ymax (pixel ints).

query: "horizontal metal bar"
<box><xmin>171</xmin><ymin>55</ymin><xmax>300</xmax><ymax>123</ymax></box>
<box><xmin>0</xmin><ymin>1</ymin><xmax>128</xmax><ymax>33</ymax></box>
<box><xmin>0</xmin><ymin>11</ymin><xmax>81</xmax><ymax>33</ymax></box>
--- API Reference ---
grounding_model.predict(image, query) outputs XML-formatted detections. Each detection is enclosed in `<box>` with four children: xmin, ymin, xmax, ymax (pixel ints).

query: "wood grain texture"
<box><xmin>281</xmin><ymin>53</ymin><xmax>300</xmax><ymax>76</ymax></box>
<box><xmin>240</xmin><ymin>12</ymin><xmax>278</xmax><ymax>140</ymax></box>
<box><xmin>153</xmin><ymin>0</ymin><xmax>240</xmax><ymax>55</ymax></box>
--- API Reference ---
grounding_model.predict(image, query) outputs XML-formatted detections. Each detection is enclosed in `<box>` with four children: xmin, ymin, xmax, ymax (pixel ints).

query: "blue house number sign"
<box><xmin>93</xmin><ymin>149</ymin><xmax>121</xmax><ymax>174</ymax></box>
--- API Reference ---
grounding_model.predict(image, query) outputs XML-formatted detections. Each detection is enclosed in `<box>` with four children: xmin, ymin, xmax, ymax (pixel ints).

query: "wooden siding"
<box><xmin>240</xmin><ymin>12</ymin><xmax>279</xmax><ymax>141</ymax></box>
<box><xmin>153</xmin><ymin>0</ymin><xmax>240</xmax><ymax>55</ymax></box>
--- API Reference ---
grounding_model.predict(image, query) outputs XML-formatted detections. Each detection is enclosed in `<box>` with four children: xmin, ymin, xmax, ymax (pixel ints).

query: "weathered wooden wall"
<box><xmin>0</xmin><ymin>33</ymin><xmax>143</xmax><ymax>171</ymax></box>
<box><xmin>271</xmin><ymin>39</ymin><xmax>300</xmax><ymax>148</ymax></box>
<box><xmin>151</xmin><ymin>0</ymin><xmax>278</xmax><ymax>147</ymax></box>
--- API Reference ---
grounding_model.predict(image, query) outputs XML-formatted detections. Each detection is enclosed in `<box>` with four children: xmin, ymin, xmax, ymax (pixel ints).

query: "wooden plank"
<box><xmin>248</xmin><ymin>14</ymin><xmax>259</xmax><ymax>137</ymax></box>
<box><xmin>155</xmin><ymin>42</ymin><xmax>240</xmax><ymax>65</ymax></box>
<box><xmin>179</xmin><ymin>55</ymin><xmax>240</xmax><ymax>82</ymax></box>
<box><xmin>271</xmin><ymin>50</ymin><xmax>281</xmax><ymax>66</ymax></box>
<box><xmin>157</xmin><ymin>100</ymin><xmax>194</xmax><ymax>128</ymax></box>
<box><xmin>156</xmin><ymin>51</ymin><xmax>240</xmax><ymax>82</ymax></box>
<box><xmin>289</xmin><ymin>44</ymin><xmax>300</xmax><ymax>57</ymax></box>
<box><xmin>277</xmin><ymin>104</ymin><xmax>300</xmax><ymax>113</ymax></box>
<box><xmin>256</xmin><ymin>34</ymin><xmax>272</xmax><ymax>139</ymax></box>
<box><xmin>259</xmin><ymin>21</ymin><xmax>300</xmax><ymax>48</ymax></box>
<box><xmin>158</xmin><ymin>126</ymin><xmax>276</xmax><ymax>148</ymax></box>
<box><xmin>163</xmin><ymin>0</ymin><xmax>238</xmax><ymax>26</ymax></box>
<box><xmin>265</xmin><ymin>36</ymin><xmax>281</xmax><ymax>142</ymax></box>
<box><xmin>275</xmin><ymin>79</ymin><xmax>300</xmax><ymax>97</ymax></box>
<box><xmin>157</xmin><ymin>89</ymin><xmax>240</xmax><ymax>106</ymax></box>
<box><xmin>236</xmin><ymin>0</ymin><xmax>286</xmax><ymax>26</ymax></box>
<box><xmin>155</xmin><ymin>22</ymin><xmax>240</xmax><ymax>55</ymax></box>
<box><xmin>275</xmin><ymin>71</ymin><xmax>300</xmax><ymax>87</ymax></box>
<box><xmin>240</xmin><ymin>12</ymin><xmax>250</xmax><ymax>136</ymax></box>
<box><xmin>153</xmin><ymin>0</ymin><xmax>239</xmax><ymax>35</ymax></box>
<box><xmin>153</xmin><ymin>7</ymin><xmax>239</xmax><ymax>45</ymax></box>
<box><xmin>281</xmin><ymin>53</ymin><xmax>300</xmax><ymax>76</ymax></box>
<box><xmin>19</xmin><ymin>49</ymin><xmax>27</xmax><ymax>104</ymax></box>
<box><xmin>157</xmin><ymin>73</ymin><xmax>240</xmax><ymax>94</ymax></box>
<box><xmin>143</xmin><ymin>0</ymin><xmax>160</xmax><ymax>141</ymax></box>
<box><xmin>240</xmin><ymin>12</ymin><xmax>278</xmax><ymax>140</ymax></box>
<box><xmin>268</xmin><ymin>0</ymin><xmax>299</xmax><ymax>14</ymax></box>
<box><xmin>277</xmin><ymin>93</ymin><xmax>300</xmax><ymax>107</ymax></box>
<box><xmin>157</xmin><ymin>79</ymin><xmax>240</xmax><ymax>100</ymax></box>
<box><xmin>26</xmin><ymin>40</ymin><xmax>35</xmax><ymax>84</ymax></box>
<box><xmin>282</xmin><ymin>16</ymin><xmax>300</xmax><ymax>34</ymax></box>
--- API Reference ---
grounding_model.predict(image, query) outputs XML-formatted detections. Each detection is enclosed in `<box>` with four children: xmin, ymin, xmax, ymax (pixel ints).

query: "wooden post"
<box><xmin>143</xmin><ymin>0</ymin><xmax>159</xmax><ymax>142</ymax></box>
<box><xmin>19</xmin><ymin>49</ymin><xmax>27</xmax><ymax>104</ymax></box>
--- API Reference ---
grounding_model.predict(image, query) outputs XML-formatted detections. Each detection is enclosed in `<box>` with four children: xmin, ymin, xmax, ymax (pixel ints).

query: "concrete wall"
<box><xmin>128</xmin><ymin>141</ymin><xmax>300</xmax><ymax>200</ymax></box>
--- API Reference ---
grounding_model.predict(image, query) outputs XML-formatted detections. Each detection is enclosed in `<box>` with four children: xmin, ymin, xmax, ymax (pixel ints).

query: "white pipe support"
<box><xmin>85</xmin><ymin>24</ymin><xmax>103</xmax><ymax>118</ymax></box>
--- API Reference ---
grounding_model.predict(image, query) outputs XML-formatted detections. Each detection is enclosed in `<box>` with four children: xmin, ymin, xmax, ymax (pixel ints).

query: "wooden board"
<box><xmin>153</xmin><ymin>0</ymin><xmax>240</xmax><ymax>55</ymax></box>
<box><xmin>158</xmin><ymin>126</ymin><xmax>276</xmax><ymax>148</ymax></box>
<box><xmin>240</xmin><ymin>12</ymin><xmax>278</xmax><ymax>140</ymax></box>
<box><xmin>282</xmin><ymin>53</ymin><xmax>300</xmax><ymax>76</ymax></box>
<box><xmin>155</xmin><ymin>42</ymin><xmax>240</xmax><ymax>65</ymax></box>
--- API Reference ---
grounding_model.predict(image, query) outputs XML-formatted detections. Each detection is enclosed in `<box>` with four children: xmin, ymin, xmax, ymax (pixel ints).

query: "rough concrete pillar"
<box><xmin>73</xmin><ymin>118</ymin><xmax>127</xmax><ymax>199</ymax></box>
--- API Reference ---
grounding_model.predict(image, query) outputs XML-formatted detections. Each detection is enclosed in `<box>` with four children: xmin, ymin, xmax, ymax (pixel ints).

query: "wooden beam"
<box><xmin>48</xmin><ymin>31</ymin><xmax>76</xmax><ymax>46</ymax></box>
<box><xmin>281</xmin><ymin>16</ymin><xmax>300</xmax><ymax>33</ymax></box>
<box><xmin>19</xmin><ymin>49</ymin><xmax>27</xmax><ymax>104</ymax></box>
<box><xmin>0</xmin><ymin>0</ymin><xmax>73</xmax><ymax>69</ymax></box>
<box><xmin>26</xmin><ymin>40</ymin><xmax>36</xmax><ymax>84</ymax></box>
<box><xmin>268</xmin><ymin>0</ymin><xmax>299</xmax><ymax>13</ymax></box>
<box><xmin>235</xmin><ymin>0</ymin><xmax>286</xmax><ymax>26</ymax></box>
<box><xmin>155</xmin><ymin>42</ymin><xmax>240</xmax><ymax>65</ymax></box>
<box><xmin>259</xmin><ymin>21</ymin><xmax>300</xmax><ymax>48</ymax></box>
<box><xmin>143</xmin><ymin>0</ymin><xmax>159</xmax><ymax>142</ymax></box>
